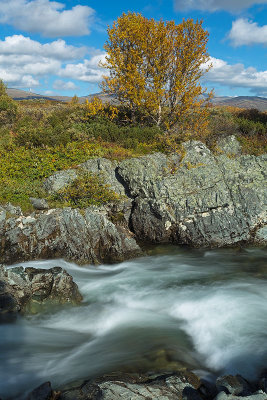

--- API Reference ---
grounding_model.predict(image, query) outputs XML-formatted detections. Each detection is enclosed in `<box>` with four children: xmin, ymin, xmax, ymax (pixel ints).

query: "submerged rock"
<box><xmin>27</xmin><ymin>382</ymin><xmax>55</xmax><ymax>400</ymax></box>
<box><xmin>0</xmin><ymin>265</ymin><xmax>82</xmax><ymax>316</ymax></box>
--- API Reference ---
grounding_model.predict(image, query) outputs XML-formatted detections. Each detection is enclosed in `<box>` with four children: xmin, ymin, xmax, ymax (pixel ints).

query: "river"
<box><xmin>0</xmin><ymin>246</ymin><xmax>267</xmax><ymax>399</ymax></box>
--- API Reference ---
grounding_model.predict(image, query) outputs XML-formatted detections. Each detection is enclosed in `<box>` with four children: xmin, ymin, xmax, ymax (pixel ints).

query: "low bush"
<box><xmin>51</xmin><ymin>171</ymin><xmax>120</xmax><ymax>208</ymax></box>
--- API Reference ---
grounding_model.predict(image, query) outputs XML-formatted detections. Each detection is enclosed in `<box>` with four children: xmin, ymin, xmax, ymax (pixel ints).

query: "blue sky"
<box><xmin>0</xmin><ymin>0</ymin><xmax>266</xmax><ymax>97</ymax></box>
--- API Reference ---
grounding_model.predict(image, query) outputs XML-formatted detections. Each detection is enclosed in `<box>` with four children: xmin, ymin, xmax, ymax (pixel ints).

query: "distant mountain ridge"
<box><xmin>6</xmin><ymin>88</ymin><xmax>267</xmax><ymax>111</ymax></box>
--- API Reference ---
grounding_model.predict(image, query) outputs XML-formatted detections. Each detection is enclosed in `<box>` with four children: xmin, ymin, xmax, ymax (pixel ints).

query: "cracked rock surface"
<box><xmin>117</xmin><ymin>141</ymin><xmax>266</xmax><ymax>247</ymax></box>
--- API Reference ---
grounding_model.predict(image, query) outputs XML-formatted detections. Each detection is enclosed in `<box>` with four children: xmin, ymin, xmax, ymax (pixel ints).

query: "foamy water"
<box><xmin>0</xmin><ymin>246</ymin><xmax>266</xmax><ymax>399</ymax></box>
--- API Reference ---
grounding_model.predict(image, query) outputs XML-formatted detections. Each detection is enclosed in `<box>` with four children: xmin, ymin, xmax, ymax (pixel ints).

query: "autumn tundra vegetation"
<box><xmin>0</xmin><ymin>12</ymin><xmax>266</xmax><ymax>212</ymax></box>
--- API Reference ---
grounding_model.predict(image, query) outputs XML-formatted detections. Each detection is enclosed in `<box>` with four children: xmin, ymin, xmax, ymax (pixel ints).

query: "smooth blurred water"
<box><xmin>0</xmin><ymin>246</ymin><xmax>267</xmax><ymax>399</ymax></box>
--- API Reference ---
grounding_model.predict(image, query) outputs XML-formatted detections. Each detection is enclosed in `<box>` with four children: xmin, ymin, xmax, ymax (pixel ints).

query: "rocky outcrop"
<box><xmin>216</xmin><ymin>135</ymin><xmax>242</xmax><ymax>156</ymax></box>
<box><xmin>26</xmin><ymin>371</ymin><xmax>267</xmax><ymax>400</ymax></box>
<box><xmin>0</xmin><ymin>140</ymin><xmax>266</xmax><ymax>265</ymax></box>
<box><xmin>0</xmin><ymin>205</ymin><xmax>141</xmax><ymax>265</ymax></box>
<box><xmin>0</xmin><ymin>265</ymin><xmax>82</xmax><ymax>316</ymax></box>
<box><xmin>117</xmin><ymin>141</ymin><xmax>266</xmax><ymax>247</ymax></box>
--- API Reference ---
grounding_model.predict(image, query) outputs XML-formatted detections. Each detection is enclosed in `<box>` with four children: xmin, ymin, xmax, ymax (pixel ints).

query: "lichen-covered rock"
<box><xmin>80</xmin><ymin>157</ymin><xmax>126</xmax><ymax>196</ymax></box>
<box><xmin>117</xmin><ymin>141</ymin><xmax>267</xmax><ymax>247</ymax></box>
<box><xmin>216</xmin><ymin>135</ymin><xmax>242</xmax><ymax>156</ymax></box>
<box><xmin>254</xmin><ymin>226</ymin><xmax>267</xmax><ymax>244</ymax></box>
<box><xmin>0</xmin><ymin>206</ymin><xmax>141</xmax><ymax>264</ymax></box>
<box><xmin>43</xmin><ymin>169</ymin><xmax>78</xmax><ymax>194</ymax></box>
<box><xmin>30</xmin><ymin>197</ymin><xmax>49</xmax><ymax>210</ymax></box>
<box><xmin>0</xmin><ymin>264</ymin><xmax>82</xmax><ymax>315</ymax></box>
<box><xmin>0</xmin><ymin>203</ymin><xmax>22</xmax><ymax>217</ymax></box>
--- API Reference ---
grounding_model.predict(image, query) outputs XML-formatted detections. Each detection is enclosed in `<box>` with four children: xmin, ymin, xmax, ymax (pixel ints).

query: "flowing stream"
<box><xmin>1</xmin><ymin>246</ymin><xmax>267</xmax><ymax>399</ymax></box>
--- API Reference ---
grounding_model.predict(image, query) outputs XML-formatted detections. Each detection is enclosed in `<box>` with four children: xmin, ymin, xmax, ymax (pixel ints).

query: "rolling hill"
<box><xmin>6</xmin><ymin>88</ymin><xmax>267</xmax><ymax>111</ymax></box>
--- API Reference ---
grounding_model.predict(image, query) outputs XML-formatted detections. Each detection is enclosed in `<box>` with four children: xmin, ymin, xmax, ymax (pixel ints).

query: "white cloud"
<box><xmin>0</xmin><ymin>35</ymin><xmax>86</xmax><ymax>60</ymax></box>
<box><xmin>0</xmin><ymin>0</ymin><xmax>95</xmax><ymax>37</ymax></box>
<box><xmin>59</xmin><ymin>54</ymin><xmax>107</xmax><ymax>83</ymax></box>
<box><xmin>228</xmin><ymin>19</ymin><xmax>267</xmax><ymax>46</ymax></box>
<box><xmin>53</xmin><ymin>80</ymin><xmax>77</xmax><ymax>91</ymax></box>
<box><xmin>0</xmin><ymin>69</ymin><xmax>39</xmax><ymax>87</ymax></box>
<box><xmin>203</xmin><ymin>57</ymin><xmax>267</xmax><ymax>96</ymax></box>
<box><xmin>174</xmin><ymin>0</ymin><xmax>267</xmax><ymax>12</ymax></box>
<box><xmin>0</xmin><ymin>34</ymin><xmax>105</xmax><ymax>89</ymax></box>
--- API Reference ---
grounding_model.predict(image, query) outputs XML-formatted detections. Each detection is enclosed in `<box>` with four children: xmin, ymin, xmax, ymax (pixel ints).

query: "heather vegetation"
<box><xmin>0</xmin><ymin>83</ymin><xmax>266</xmax><ymax>212</ymax></box>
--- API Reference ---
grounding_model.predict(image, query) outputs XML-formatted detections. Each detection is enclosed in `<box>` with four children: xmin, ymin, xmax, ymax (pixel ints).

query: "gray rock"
<box><xmin>0</xmin><ymin>206</ymin><xmax>141</xmax><ymax>265</ymax></box>
<box><xmin>216</xmin><ymin>374</ymin><xmax>252</xmax><ymax>396</ymax></box>
<box><xmin>117</xmin><ymin>142</ymin><xmax>267</xmax><ymax>247</ymax></box>
<box><xmin>59</xmin><ymin>371</ymin><xmax>202</xmax><ymax>400</ymax></box>
<box><xmin>254</xmin><ymin>226</ymin><xmax>267</xmax><ymax>244</ymax></box>
<box><xmin>215</xmin><ymin>390</ymin><xmax>267</xmax><ymax>400</ymax></box>
<box><xmin>27</xmin><ymin>382</ymin><xmax>54</xmax><ymax>400</ymax></box>
<box><xmin>30</xmin><ymin>197</ymin><xmax>49</xmax><ymax>210</ymax></box>
<box><xmin>80</xmin><ymin>157</ymin><xmax>126</xmax><ymax>195</ymax></box>
<box><xmin>0</xmin><ymin>264</ymin><xmax>82</xmax><ymax>314</ymax></box>
<box><xmin>0</xmin><ymin>203</ymin><xmax>22</xmax><ymax>216</ymax></box>
<box><xmin>117</xmin><ymin>152</ymin><xmax>180</xmax><ymax>198</ymax></box>
<box><xmin>217</xmin><ymin>135</ymin><xmax>242</xmax><ymax>156</ymax></box>
<box><xmin>43</xmin><ymin>169</ymin><xmax>77</xmax><ymax>194</ymax></box>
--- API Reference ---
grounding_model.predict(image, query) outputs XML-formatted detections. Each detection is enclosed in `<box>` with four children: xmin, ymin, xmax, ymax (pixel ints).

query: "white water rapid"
<box><xmin>0</xmin><ymin>246</ymin><xmax>266</xmax><ymax>399</ymax></box>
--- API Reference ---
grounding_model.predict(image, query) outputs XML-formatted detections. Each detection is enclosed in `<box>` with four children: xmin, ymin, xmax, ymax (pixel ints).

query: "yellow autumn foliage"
<box><xmin>101</xmin><ymin>12</ymin><xmax>213</xmax><ymax>135</ymax></box>
<box><xmin>85</xmin><ymin>97</ymin><xmax>119</xmax><ymax>121</ymax></box>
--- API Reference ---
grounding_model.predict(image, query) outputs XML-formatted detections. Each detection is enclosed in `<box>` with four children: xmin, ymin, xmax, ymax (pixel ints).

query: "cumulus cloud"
<box><xmin>0</xmin><ymin>34</ymin><xmax>105</xmax><ymax>89</ymax></box>
<box><xmin>53</xmin><ymin>80</ymin><xmax>77</xmax><ymax>91</ymax></box>
<box><xmin>0</xmin><ymin>0</ymin><xmax>95</xmax><ymax>37</ymax></box>
<box><xmin>0</xmin><ymin>69</ymin><xmax>39</xmax><ymax>87</ymax></box>
<box><xmin>203</xmin><ymin>57</ymin><xmax>267</xmax><ymax>96</ymax></box>
<box><xmin>0</xmin><ymin>35</ymin><xmax>87</xmax><ymax>60</ymax></box>
<box><xmin>174</xmin><ymin>0</ymin><xmax>267</xmax><ymax>12</ymax></box>
<box><xmin>59</xmin><ymin>54</ymin><xmax>107</xmax><ymax>83</ymax></box>
<box><xmin>228</xmin><ymin>19</ymin><xmax>267</xmax><ymax>46</ymax></box>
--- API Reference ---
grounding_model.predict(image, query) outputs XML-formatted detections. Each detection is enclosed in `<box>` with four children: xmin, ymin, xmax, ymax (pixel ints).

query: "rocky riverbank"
<box><xmin>0</xmin><ymin>138</ymin><xmax>266</xmax><ymax>265</ymax></box>
<box><xmin>25</xmin><ymin>370</ymin><xmax>267</xmax><ymax>400</ymax></box>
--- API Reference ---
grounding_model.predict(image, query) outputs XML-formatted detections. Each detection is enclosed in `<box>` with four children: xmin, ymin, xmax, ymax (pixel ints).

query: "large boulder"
<box><xmin>117</xmin><ymin>141</ymin><xmax>267</xmax><ymax>247</ymax></box>
<box><xmin>0</xmin><ymin>265</ymin><xmax>82</xmax><ymax>316</ymax></box>
<box><xmin>0</xmin><ymin>206</ymin><xmax>141</xmax><ymax>265</ymax></box>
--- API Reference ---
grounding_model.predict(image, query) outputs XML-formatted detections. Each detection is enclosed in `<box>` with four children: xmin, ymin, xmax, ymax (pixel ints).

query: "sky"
<box><xmin>0</xmin><ymin>0</ymin><xmax>266</xmax><ymax>97</ymax></box>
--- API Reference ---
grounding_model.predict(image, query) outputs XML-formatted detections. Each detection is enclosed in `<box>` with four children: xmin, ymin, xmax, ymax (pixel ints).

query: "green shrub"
<box><xmin>51</xmin><ymin>171</ymin><xmax>120</xmax><ymax>208</ymax></box>
<box><xmin>82</xmin><ymin>117</ymin><xmax>162</xmax><ymax>149</ymax></box>
<box><xmin>0</xmin><ymin>80</ymin><xmax>18</xmax><ymax>125</ymax></box>
<box><xmin>234</xmin><ymin>117</ymin><xmax>266</xmax><ymax>136</ymax></box>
